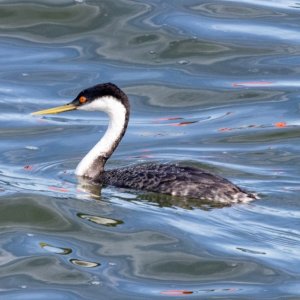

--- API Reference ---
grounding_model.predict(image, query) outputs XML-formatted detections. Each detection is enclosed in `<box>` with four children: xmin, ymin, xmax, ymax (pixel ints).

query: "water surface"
<box><xmin>0</xmin><ymin>0</ymin><xmax>300</xmax><ymax>299</ymax></box>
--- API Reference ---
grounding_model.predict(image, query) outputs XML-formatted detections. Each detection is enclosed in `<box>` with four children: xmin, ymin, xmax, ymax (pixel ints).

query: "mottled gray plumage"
<box><xmin>102</xmin><ymin>163</ymin><xmax>256</xmax><ymax>204</ymax></box>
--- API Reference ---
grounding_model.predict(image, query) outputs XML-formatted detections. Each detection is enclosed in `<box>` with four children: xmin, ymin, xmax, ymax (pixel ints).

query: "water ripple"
<box><xmin>0</xmin><ymin>0</ymin><xmax>299</xmax><ymax>299</ymax></box>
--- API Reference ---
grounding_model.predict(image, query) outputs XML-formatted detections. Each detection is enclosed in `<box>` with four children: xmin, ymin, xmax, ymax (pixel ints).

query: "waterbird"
<box><xmin>32</xmin><ymin>83</ymin><xmax>257</xmax><ymax>204</ymax></box>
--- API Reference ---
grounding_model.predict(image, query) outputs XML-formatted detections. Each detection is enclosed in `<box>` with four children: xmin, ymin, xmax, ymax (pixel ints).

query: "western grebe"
<box><xmin>32</xmin><ymin>83</ymin><xmax>257</xmax><ymax>204</ymax></box>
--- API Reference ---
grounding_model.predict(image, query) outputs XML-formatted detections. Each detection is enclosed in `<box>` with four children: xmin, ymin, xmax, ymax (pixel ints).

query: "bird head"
<box><xmin>32</xmin><ymin>82</ymin><xmax>128</xmax><ymax>115</ymax></box>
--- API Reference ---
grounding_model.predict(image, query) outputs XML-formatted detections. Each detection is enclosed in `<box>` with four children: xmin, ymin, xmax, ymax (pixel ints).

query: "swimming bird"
<box><xmin>32</xmin><ymin>83</ymin><xmax>257</xmax><ymax>204</ymax></box>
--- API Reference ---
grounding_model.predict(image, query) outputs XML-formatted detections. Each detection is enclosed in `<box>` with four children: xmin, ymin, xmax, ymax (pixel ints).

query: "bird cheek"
<box><xmin>77</xmin><ymin>103</ymin><xmax>94</xmax><ymax>111</ymax></box>
<box><xmin>77</xmin><ymin>105</ymin><xmax>86</xmax><ymax>111</ymax></box>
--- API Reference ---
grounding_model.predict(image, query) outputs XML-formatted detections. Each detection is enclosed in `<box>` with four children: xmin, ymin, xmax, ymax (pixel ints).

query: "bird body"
<box><xmin>32</xmin><ymin>83</ymin><xmax>257</xmax><ymax>204</ymax></box>
<box><xmin>103</xmin><ymin>163</ymin><xmax>255</xmax><ymax>203</ymax></box>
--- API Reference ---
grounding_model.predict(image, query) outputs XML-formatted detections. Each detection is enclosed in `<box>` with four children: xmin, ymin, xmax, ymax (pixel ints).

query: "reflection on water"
<box><xmin>40</xmin><ymin>242</ymin><xmax>72</xmax><ymax>255</ymax></box>
<box><xmin>77</xmin><ymin>213</ymin><xmax>124</xmax><ymax>227</ymax></box>
<box><xmin>70</xmin><ymin>259</ymin><xmax>100</xmax><ymax>268</ymax></box>
<box><xmin>0</xmin><ymin>0</ymin><xmax>300</xmax><ymax>299</ymax></box>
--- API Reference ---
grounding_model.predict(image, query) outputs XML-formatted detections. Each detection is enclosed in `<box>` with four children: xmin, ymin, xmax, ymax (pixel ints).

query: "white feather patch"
<box><xmin>75</xmin><ymin>96</ymin><xmax>126</xmax><ymax>177</ymax></box>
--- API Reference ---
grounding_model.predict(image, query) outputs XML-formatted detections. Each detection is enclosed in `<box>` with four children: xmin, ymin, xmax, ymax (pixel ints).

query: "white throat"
<box><xmin>75</xmin><ymin>96</ymin><xmax>127</xmax><ymax>178</ymax></box>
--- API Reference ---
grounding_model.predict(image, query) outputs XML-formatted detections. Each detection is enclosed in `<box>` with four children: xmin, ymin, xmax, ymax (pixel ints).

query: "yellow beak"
<box><xmin>31</xmin><ymin>104</ymin><xmax>77</xmax><ymax>115</ymax></box>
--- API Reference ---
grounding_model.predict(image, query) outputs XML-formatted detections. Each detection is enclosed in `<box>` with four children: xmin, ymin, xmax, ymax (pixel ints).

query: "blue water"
<box><xmin>0</xmin><ymin>0</ymin><xmax>300</xmax><ymax>299</ymax></box>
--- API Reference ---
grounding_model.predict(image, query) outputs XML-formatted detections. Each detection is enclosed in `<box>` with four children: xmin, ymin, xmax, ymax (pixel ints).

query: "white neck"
<box><xmin>75</xmin><ymin>96</ymin><xmax>128</xmax><ymax>179</ymax></box>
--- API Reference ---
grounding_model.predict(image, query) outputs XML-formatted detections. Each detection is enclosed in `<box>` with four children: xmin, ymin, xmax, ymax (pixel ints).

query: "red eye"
<box><xmin>79</xmin><ymin>96</ymin><xmax>87</xmax><ymax>104</ymax></box>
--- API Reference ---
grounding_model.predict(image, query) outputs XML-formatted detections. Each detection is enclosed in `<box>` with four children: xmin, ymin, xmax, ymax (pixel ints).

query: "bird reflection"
<box><xmin>77</xmin><ymin>177</ymin><xmax>230</xmax><ymax>210</ymax></box>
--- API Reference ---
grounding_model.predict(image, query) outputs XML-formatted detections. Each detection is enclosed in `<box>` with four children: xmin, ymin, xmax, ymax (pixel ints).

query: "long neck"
<box><xmin>75</xmin><ymin>100</ymin><xmax>129</xmax><ymax>179</ymax></box>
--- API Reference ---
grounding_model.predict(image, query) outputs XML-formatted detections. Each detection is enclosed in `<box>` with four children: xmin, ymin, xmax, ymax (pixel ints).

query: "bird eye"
<box><xmin>79</xmin><ymin>96</ymin><xmax>87</xmax><ymax>104</ymax></box>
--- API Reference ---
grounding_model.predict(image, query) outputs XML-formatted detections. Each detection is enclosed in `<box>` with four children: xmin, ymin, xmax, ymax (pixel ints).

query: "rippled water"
<box><xmin>0</xmin><ymin>0</ymin><xmax>300</xmax><ymax>299</ymax></box>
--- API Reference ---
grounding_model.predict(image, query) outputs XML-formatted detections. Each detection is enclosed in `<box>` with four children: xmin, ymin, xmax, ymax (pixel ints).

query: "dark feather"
<box><xmin>102</xmin><ymin>163</ymin><xmax>257</xmax><ymax>204</ymax></box>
